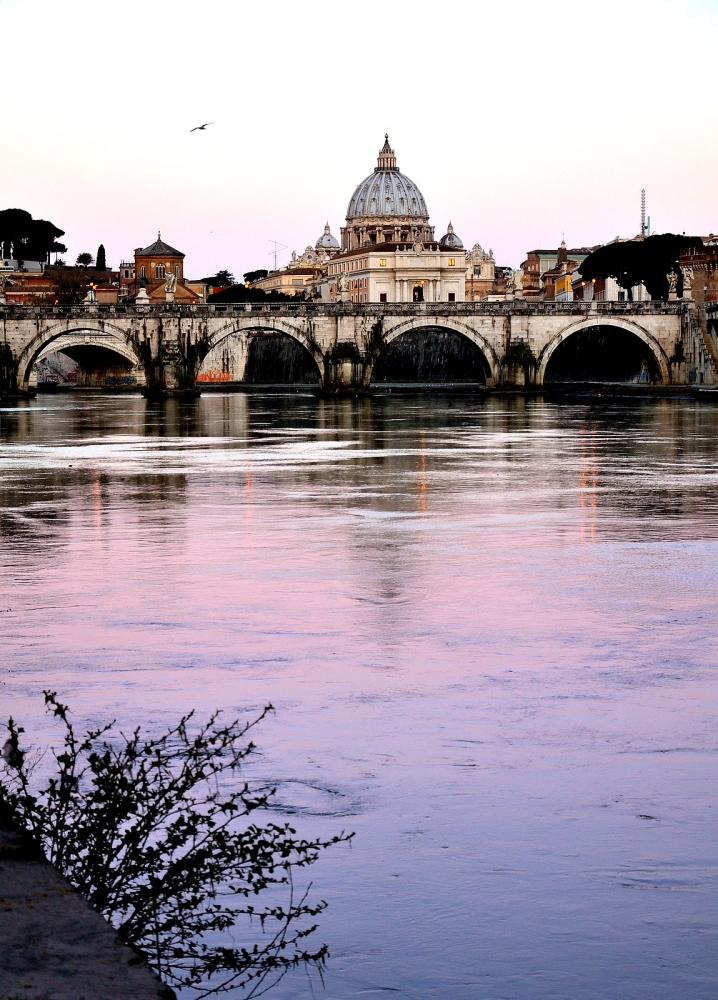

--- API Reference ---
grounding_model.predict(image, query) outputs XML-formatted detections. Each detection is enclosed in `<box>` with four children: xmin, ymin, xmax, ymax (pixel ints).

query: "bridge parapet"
<box><xmin>0</xmin><ymin>300</ymin><xmax>689</xmax><ymax>320</ymax></box>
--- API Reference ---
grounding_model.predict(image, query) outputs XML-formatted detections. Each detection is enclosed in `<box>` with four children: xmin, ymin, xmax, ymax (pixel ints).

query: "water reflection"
<box><xmin>2</xmin><ymin>391</ymin><xmax>718</xmax><ymax>1000</ymax></box>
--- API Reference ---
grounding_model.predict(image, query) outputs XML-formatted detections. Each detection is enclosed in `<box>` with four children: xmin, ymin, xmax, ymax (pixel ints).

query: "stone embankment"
<box><xmin>0</xmin><ymin>817</ymin><xmax>174</xmax><ymax>1000</ymax></box>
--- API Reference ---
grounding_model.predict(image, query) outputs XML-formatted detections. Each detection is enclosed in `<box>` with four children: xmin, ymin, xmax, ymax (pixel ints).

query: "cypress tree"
<box><xmin>96</xmin><ymin>244</ymin><xmax>106</xmax><ymax>271</ymax></box>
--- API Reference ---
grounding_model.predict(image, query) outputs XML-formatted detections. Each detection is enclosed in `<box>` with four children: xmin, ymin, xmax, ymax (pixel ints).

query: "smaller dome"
<box><xmin>439</xmin><ymin>221</ymin><xmax>463</xmax><ymax>249</ymax></box>
<box><xmin>316</xmin><ymin>223</ymin><xmax>339</xmax><ymax>250</ymax></box>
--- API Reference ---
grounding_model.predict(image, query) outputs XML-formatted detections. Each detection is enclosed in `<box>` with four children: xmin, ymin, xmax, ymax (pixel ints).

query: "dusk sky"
<box><xmin>3</xmin><ymin>0</ymin><xmax>717</xmax><ymax>277</ymax></box>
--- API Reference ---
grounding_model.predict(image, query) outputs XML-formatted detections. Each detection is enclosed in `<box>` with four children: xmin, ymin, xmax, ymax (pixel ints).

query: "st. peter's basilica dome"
<box><xmin>341</xmin><ymin>136</ymin><xmax>435</xmax><ymax>250</ymax></box>
<box><xmin>346</xmin><ymin>136</ymin><xmax>429</xmax><ymax>222</ymax></box>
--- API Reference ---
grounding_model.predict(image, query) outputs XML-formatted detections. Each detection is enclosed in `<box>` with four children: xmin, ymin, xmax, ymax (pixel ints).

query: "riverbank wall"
<box><xmin>0</xmin><ymin>813</ymin><xmax>174</xmax><ymax>1000</ymax></box>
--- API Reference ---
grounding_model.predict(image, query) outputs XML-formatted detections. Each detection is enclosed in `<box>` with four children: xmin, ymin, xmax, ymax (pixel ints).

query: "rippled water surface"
<box><xmin>2</xmin><ymin>391</ymin><xmax>717</xmax><ymax>999</ymax></box>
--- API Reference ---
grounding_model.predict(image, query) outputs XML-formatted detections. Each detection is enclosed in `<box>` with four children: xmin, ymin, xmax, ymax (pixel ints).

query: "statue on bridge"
<box><xmin>682</xmin><ymin>266</ymin><xmax>693</xmax><ymax>299</ymax></box>
<box><xmin>165</xmin><ymin>272</ymin><xmax>178</xmax><ymax>299</ymax></box>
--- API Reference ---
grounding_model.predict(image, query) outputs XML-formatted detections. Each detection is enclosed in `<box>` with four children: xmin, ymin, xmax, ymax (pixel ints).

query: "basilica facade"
<box><xmin>253</xmin><ymin>136</ymin><xmax>495</xmax><ymax>304</ymax></box>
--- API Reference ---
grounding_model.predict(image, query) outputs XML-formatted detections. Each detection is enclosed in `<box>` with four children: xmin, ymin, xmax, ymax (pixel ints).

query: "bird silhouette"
<box><xmin>190</xmin><ymin>122</ymin><xmax>214</xmax><ymax>132</ymax></box>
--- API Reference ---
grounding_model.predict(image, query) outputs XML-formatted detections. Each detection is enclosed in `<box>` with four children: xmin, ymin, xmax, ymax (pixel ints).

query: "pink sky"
<box><xmin>2</xmin><ymin>0</ymin><xmax>717</xmax><ymax>277</ymax></box>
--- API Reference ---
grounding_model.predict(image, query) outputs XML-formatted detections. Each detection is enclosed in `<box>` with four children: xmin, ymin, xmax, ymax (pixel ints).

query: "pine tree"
<box><xmin>96</xmin><ymin>244</ymin><xmax>106</xmax><ymax>271</ymax></box>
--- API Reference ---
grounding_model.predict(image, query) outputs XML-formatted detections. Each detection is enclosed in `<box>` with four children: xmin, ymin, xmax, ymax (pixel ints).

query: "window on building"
<box><xmin>155</xmin><ymin>264</ymin><xmax>166</xmax><ymax>279</ymax></box>
<box><xmin>380</xmin><ymin>293</ymin><xmax>387</xmax><ymax>303</ymax></box>
<box><xmin>379</xmin><ymin>259</ymin><xmax>386</xmax><ymax>267</ymax></box>
<box><xmin>140</xmin><ymin>266</ymin><xmax>146</xmax><ymax>278</ymax></box>
<box><xmin>448</xmin><ymin>258</ymin><xmax>455</xmax><ymax>267</ymax></box>
<box><xmin>174</xmin><ymin>265</ymin><xmax>180</xmax><ymax>277</ymax></box>
<box><xmin>448</xmin><ymin>292</ymin><xmax>456</xmax><ymax>302</ymax></box>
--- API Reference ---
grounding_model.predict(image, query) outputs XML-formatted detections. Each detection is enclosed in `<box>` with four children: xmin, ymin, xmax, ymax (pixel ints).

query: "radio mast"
<box><xmin>641</xmin><ymin>189</ymin><xmax>646</xmax><ymax>237</ymax></box>
<box><xmin>267</xmin><ymin>240</ymin><xmax>288</xmax><ymax>271</ymax></box>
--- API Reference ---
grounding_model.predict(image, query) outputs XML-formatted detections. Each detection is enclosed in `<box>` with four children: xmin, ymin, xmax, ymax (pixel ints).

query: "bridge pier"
<box><xmin>322</xmin><ymin>341</ymin><xmax>372</xmax><ymax>394</ymax></box>
<box><xmin>138</xmin><ymin>312</ymin><xmax>207</xmax><ymax>398</ymax></box>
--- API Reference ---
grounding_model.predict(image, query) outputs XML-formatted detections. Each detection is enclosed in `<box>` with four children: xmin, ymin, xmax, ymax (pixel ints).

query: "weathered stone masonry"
<box><xmin>0</xmin><ymin>299</ymin><xmax>715</xmax><ymax>395</ymax></box>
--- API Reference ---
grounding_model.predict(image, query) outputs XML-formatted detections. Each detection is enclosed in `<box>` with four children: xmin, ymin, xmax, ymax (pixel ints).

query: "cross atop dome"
<box><xmin>376</xmin><ymin>134</ymin><xmax>397</xmax><ymax>172</ymax></box>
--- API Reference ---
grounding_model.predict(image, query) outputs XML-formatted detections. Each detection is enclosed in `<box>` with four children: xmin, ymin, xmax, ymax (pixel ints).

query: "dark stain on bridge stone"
<box><xmin>245</xmin><ymin>333</ymin><xmax>320</xmax><ymax>383</ymax></box>
<box><xmin>0</xmin><ymin>342</ymin><xmax>15</xmax><ymax>394</ymax></box>
<box><xmin>371</xmin><ymin>327</ymin><xmax>490</xmax><ymax>384</ymax></box>
<box><xmin>366</xmin><ymin>318</ymin><xmax>386</xmax><ymax>359</ymax></box>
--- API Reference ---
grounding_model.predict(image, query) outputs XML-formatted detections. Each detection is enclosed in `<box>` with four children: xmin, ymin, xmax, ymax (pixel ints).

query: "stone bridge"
<box><xmin>0</xmin><ymin>299</ymin><xmax>715</xmax><ymax>396</ymax></box>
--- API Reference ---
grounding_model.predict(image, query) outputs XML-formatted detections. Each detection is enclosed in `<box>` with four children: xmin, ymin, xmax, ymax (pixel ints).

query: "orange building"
<box><xmin>124</xmin><ymin>234</ymin><xmax>200</xmax><ymax>303</ymax></box>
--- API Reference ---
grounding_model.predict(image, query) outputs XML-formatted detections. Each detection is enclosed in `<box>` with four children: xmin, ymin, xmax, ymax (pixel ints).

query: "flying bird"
<box><xmin>190</xmin><ymin>122</ymin><xmax>214</xmax><ymax>132</ymax></box>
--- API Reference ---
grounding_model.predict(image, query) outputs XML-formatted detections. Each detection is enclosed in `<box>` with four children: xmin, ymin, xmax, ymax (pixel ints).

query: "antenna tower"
<box><xmin>267</xmin><ymin>240</ymin><xmax>288</xmax><ymax>271</ymax></box>
<box><xmin>641</xmin><ymin>189</ymin><xmax>646</xmax><ymax>237</ymax></box>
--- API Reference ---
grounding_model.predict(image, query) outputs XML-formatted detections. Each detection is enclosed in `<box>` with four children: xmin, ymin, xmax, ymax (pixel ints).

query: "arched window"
<box><xmin>155</xmin><ymin>264</ymin><xmax>166</xmax><ymax>279</ymax></box>
<box><xmin>140</xmin><ymin>265</ymin><xmax>146</xmax><ymax>278</ymax></box>
<box><xmin>174</xmin><ymin>264</ymin><xmax>180</xmax><ymax>277</ymax></box>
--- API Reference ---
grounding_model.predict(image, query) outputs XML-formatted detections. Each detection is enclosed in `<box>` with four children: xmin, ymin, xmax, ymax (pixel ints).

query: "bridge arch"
<box><xmin>199</xmin><ymin>316</ymin><xmax>324</xmax><ymax>384</ymax></box>
<box><xmin>368</xmin><ymin>316</ymin><xmax>501</xmax><ymax>385</ymax></box>
<box><xmin>536</xmin><ymin>316</ymin><xmax>671</xmax><ymax>385</ymax></box>
<box><xmin>16</xmin><ymin>321</ymin><xmax>144</xmax><ymax>390</ymax></box>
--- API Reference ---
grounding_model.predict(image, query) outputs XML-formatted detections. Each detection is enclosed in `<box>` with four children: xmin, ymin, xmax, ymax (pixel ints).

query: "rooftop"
<box><xmin>137</xmin><ymin>232</ymin><xmax>184</xmax><ymax>257</ymax></box>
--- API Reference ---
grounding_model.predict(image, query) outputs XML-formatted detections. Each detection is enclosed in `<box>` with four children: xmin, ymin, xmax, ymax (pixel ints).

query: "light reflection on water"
<box><xmin>1</xmin><ymin>391</ymin><xmax>718</xmax><ymax>999</ymax></box>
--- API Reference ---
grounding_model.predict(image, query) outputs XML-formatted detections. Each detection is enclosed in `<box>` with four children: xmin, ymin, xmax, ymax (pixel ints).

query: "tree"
<box><xmin>579</xmin><ymin>234</ymin><xmax>703</xmax><ymax>300</ymax></box>
<box><xmin>25</xmin><ymin>219</ymin><xmax>67</xmax><ymax>262</ymax></box>
<box><xmin>200</xmin><ymin>270</ymin><xmax>234</xmax><ymax>287</ymax></box>
<box><xmin>0</xmin><ymin>209</ymin><xmax>66</xmax><ymax>264</ymax></box>
<box><xmin>208</xmin><ymin>284</ymin><xmax>300</xmax><ymax>303</ymax></box>
<box><xmin>0</xmin><ymin>208</ymin><xmax>32</xmax><ymax>261</ymax></box>
<box><xmin>47</xmin><ymin>265</ymin><xmax>88</xmax><ymax>304</ymax></box>
<box><xmin>96</xmin><ymin>244</ymin><xmax>107</xmax><ymax>271</ymax></box>
<box><xmin>243</xmin><ymin>269</ymin><xmax>268</xmax><ymax>285</ymax></box>
<box><xmin>76</xmin><ymin>252</ymin><xmax>94</xmax><ymax>269</ymax></box>
<box><xmin>1</xmin><ymin>692</ymin><xmax>352</xmax><ymax>998</ymax></box>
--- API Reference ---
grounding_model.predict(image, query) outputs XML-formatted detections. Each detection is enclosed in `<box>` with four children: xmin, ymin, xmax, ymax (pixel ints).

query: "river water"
<box><xmin>1</xmin><ymin>391</ymin><xmax>717</xmax><ymax>999</ymax></box>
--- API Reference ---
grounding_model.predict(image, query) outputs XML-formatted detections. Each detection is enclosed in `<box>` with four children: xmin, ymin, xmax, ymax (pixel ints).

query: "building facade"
<box><xmin>465</xmin><ymin>243</ymin><xmax>497</xmax><ymax>300</ymax></box>
<box><xmin>251</xmin><ymin>237</ymin><xmax>335</xmax><ymax>297</ymax></box>
<box><xmin>521</xmin><ymin>244</ymin><xmax>593</xmax><ymax>298</ymax></box>
<box><xmin>323</xmin><ymin>241</ymin><xmax>465</xmax><ymax>303</ymax></box>
<box><xmin>680</xmin><ymin>236</ymin><xmax>718</xmax><ymax>303</ymax></box>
